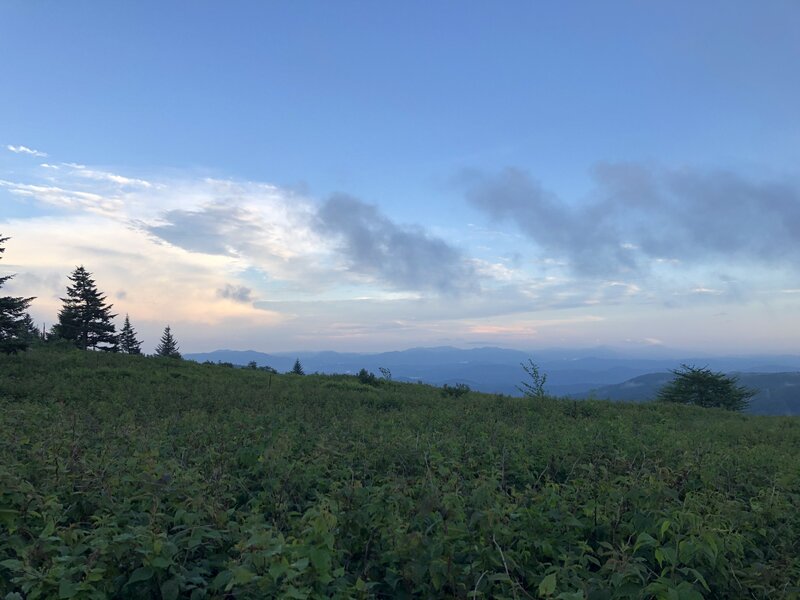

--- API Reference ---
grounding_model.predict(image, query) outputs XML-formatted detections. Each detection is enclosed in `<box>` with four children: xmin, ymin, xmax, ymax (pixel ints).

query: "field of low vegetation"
<box><xmin>1</xmin><ymin>348</ymin><xmax>799</xmax><ymax>599</ymax></box>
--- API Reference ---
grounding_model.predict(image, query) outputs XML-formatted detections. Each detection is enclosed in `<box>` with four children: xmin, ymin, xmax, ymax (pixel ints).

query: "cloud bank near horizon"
<box><xmin>2</xmin><ymin>147</ymin><xmax>799</xmax><ymax>352</ymax></box>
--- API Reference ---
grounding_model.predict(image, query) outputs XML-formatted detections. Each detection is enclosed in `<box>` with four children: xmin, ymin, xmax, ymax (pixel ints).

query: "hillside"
<box><xmin>579</xmin><ymin>372</ymin><xmax>800</xmax><ymax>416</ymax></box>
<box><xmin>1</xmin><ymin>348</ymin><xmax>799</xmax><ymax>598</ymax></box>
<box><xmin>185</xmin><ymin>347</ymin><xmax>800</xmax><ymax>399</ymax></box>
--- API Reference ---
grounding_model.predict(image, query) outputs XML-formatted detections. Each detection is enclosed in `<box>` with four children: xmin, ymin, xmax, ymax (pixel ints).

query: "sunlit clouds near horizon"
<box><xmin>3</xmin><ymin>147</ymin><xmax>799</xmax><ymax>354</ymax></box>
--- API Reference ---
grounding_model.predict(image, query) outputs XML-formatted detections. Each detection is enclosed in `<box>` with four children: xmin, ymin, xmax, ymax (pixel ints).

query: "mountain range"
<box><xmin>184</xmin><ymin>346</ymin><xmax>800</xmax><ymax>415</ymax></box>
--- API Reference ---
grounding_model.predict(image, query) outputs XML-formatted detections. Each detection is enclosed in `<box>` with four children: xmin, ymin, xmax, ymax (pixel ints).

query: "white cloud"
<box><xmin>65</xmin><ymin>163</ymin><xmax>152</xmax><ymax>187</ymax></box>
<box><xmin>7</xmin><ymin>145</ymin><xmax>48</xmax><ymax>157</ymax></box>
<box><xmin>6</xmin><ymin>155</ymin><xmax>799</xmax><ymax>352</ymax></box>
<box><xmin>0</xmin><ymin>180</ymin><xmax>122</xmax><ymax>216</ymax></box>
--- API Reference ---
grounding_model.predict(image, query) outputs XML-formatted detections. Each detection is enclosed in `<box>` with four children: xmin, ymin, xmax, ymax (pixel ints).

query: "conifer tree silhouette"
<box><xmin>119</xmin><ymin>314</ymin><xmax>143</xmax><ymax>354</ymax></box>
<box><xmin>0</xmin><ymin>234</ymin><xmax>34</xmax><ymax>354</ymax></box>
<box><xmin>155</xmin><ymin>325</ymin><xmax>181</xmax><ymax>359</ymax></box>
<box><xmin>52</xmin><ymin>266</ymin><xmax>117</xmax><ymax>351</ymax></box>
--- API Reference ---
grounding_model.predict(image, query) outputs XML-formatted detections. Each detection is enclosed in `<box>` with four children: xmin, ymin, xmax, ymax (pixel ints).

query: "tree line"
<box><xmin>0</xmin><ymin>234</ymin><xmax>181</xmax><ymax>358</ymax></box>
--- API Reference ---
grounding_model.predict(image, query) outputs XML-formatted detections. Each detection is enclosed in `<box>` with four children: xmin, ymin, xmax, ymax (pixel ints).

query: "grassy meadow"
<box><xmin>1</xmin><ymin>347</ymin><xmax>799</xmax><ymax>599</ymax></box>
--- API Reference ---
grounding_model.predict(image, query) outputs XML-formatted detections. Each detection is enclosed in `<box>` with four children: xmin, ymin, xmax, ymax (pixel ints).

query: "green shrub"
<box><xmin>441</xmin><ymin>382</ymin><xmax>470</xmax><ymax>397</ymax></box>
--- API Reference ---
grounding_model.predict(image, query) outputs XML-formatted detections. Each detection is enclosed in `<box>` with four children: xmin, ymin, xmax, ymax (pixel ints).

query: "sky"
<box><xmin>1</xmin><ymin>1</ymin><xmax>799</xmax><ymax>354</ymax></box>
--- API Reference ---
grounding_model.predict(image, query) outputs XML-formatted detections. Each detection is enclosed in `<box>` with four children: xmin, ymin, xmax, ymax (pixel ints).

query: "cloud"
<box><xmin>0</xmin><ymin>180</ymin><xmax>122</xmax><ymax>216</ymax></box>
<box><xmin>148</xmin><ymin>202</ymin><xmax>265</xmax><ymax>256</ymax></box>
<box><xmin>7</xmin><ymin>159</ymin><xmax>483</xmax><ymax>299</ymax></box>
<box><xmin>2</xmin><ymin>214</ymin><xmax>282</xmax><ymax>342</ymax></box>
<box><xmin>65</xmin><ymin>163</ymin><xmax>152</xmax><ymax>187</ymax></box>
<box><xmin>314</xmin><ymin>194</ymin><xmax>478</xmax><ymax>295</ymax></box>
<box><xmin>463</xmin><ymin>165</ymin><xmax>800</xmax><ymax>278</ymax></box>
<box><xmin>462</xmin><ymin>168</ymin><xmax>640</xmax><ymax>277</ymax></box>
<box><xmin>217</xmin><ymin>283</ymin><xmax>254</xmax><ymax>303</ymax></box>
<box><xmin>7</xmin><ymin>145</ymin><xmax>47</xmax><ymax>157</ymax></box>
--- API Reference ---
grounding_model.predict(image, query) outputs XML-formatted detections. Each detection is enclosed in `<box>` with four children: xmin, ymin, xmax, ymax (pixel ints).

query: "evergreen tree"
<box><xmin>154</xmin><ymin>325</ymin><xmax>181</xmax><ymax>359</ymax></box>
<box><xmin>17</xmin><ymin>313</ymin><xmax>44</xmax><ymax>345</ymax></box>
<box><xmin>0</xmin><ymin>234</ymin><xmax>35</xmax><ymax>354</ymax></box>
<box><xmin>118</xmin><ymin>314</ymin><xmax>143</xmax><ymax>354</ymax></box>
<box><xmin>51</xmin><ymin>266</ymin><xmax>117</xmax><ymax>351</ymax></box>
<box><xmin>291</xmin><ymin>358</ymin><xmax>305</xmax><ymax>375</ymax></box>
<box><xmin>657</xmin><ymin>364</ymin><xmax>755</xmax><ymax>412</ymax></box>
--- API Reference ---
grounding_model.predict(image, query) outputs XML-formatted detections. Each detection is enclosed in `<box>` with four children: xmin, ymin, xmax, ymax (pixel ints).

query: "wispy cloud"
<box><xmin>7</xmin><ymin>145</ymin><xmax>48</xmax><ymax>157</ymax></box>
<box><xmin>0</xmin><ymin>180</ymin><xmax>122</xmax><ymax>216</ymax></box>
<box><xmin>66</xmin><ymin>163</ymin><xmax>152</xmax><ymax>187</ymax></box>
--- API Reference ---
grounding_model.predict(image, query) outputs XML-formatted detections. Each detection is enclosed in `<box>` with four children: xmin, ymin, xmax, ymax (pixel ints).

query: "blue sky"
<box><xmin>2</xmin><ymin>1</ymin><xmax>799</xmax><ymax>353</ymax></box>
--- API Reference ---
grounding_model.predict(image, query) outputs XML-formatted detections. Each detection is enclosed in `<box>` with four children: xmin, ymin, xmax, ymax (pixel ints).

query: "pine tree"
<box><xmin>118</xmin><ymin>314</ymin><xmax>143</xmax><ymax>354</ymax></box>
<box><xmin>154</xmin><ymin>325</ymin><xmax>181</xmax><ymax>359</ymax></box>
<box><xmin>0</xmin><ymin>234</ymin><xmax>35</xmax><ymax>354</ymax></box>
<box><xmin>51</xmin><ymin>266</ymin><xmax>117</xmax><ymax>351</ymax></box>
<box><xmin>657</xmin><ymin>364</ymin><xmax>755</xmax><ymax>412</ymax></box>
<box><xmin>18</xmin><ymin>313</ymin><xmax>43</xmax><ymax>345</ymax></box>
<box><xmin>291</xmin><ymin>358</ymin><xmax>305</xmax><ymax>375</ymax></box>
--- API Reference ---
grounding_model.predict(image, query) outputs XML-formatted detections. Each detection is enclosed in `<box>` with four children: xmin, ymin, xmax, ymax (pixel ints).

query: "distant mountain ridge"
<box><xmin>575</xmin><ymin>371</ymin><xmax>800</xmax><ymax>416</ymax></box>
<box><xmin>185</xmin><ymin>346</ymin><xmax>800</xmax><ymax>407</ymax></box>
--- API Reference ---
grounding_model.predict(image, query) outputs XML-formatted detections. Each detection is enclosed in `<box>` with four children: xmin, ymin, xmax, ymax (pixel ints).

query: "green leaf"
<box><xmin>40</xmin><ymin>519</ymin><xmax>55</xmax><ymax>538</ymax></box>
<box><xmin>291</xmin><ymin>557</ymin><xmax>309</xmax><ymax>572</ymax></box>
<box><xmin>126</xmin><ymin>566</ymin><xmax>154</xmax><ymax>586</ymax></box>
<box><xmin>634</xmin><ymin>532</ymin><xmax>657</xmax><ymax>551</ymax></box>
<box><xmin>161</xmin><ymin>578</ymin><xmax>180</xmax><ymax>600</ymax></box>
<box><xmin>0</xmin><ymin>508</ymin><xmax>18</xmax><ymax>527</ymax></box>
<box><xmin>226</xmin><ymin>566</ymin><xmax>255</xmax><ymax>590</ymax></box>
<box><xmin>58</xmin><ymin>580</ymin><xmax>77</xmax><ymax>599</ymax></box>
<box><xmin>269</xmin><ymin>562</ymin><xmax>289</xmax><ymax>580</ymax></box>
<box><xmin>151</xmin><ymin>556</ymin><xmax>171</xmax><ymax>569</ymax></box>
<box><xmin>539</xmin><ymin>572</ymin><xmax>557</xmax><ymax>597</ymax></box>
<box><xmin>309</xmin><ymin>547</ymin><xmax>329</xmax><ymax>572</ymax></box>
<box><xmin>211</xmin><ymin>570</ymin><xmax>232</xmax><ymax>591</ymax></box>
<box><xmin>660</xmin><ymin>520</ymin><xmax>671</xmax><ymax>539</ymax></box>
<box><xmin>556</xmin><ymin>592</ymin><xmax>585</xmax><ymax>600</ymax></box>
<box><xmin>190</xmin><ymin>588</ymin><xmax>205</xmax><ymax>600</ymax></box>
<box><xmin>0</xmin><ymin>559</ymin><xmax>24</xmax><ymax>571</ymax></box>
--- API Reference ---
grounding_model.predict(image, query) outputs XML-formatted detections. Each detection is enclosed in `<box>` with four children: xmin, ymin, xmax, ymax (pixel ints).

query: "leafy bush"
<box><xmin>441</xmin><ymin>382</ymin><xmax>470</xmax><ymax>397</ymax></box>
<box><xmin>357</xmin><ymin>368</ymin><xmax>377</xmax><ymax>385</ymax></box>
<box><xmin>1</xmin><ymin>348</ymin><xmax>798</xmax><ymax>598</ymax></box>
<box><xmin>658</xmin><ymin>364</ymin><xmax>755</xmax><ymax>411</ymax></box>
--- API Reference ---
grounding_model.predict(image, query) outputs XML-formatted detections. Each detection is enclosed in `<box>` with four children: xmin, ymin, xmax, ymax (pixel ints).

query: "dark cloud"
<box><xmin>464</xmin><ymin>165</ymin><xmax>800</xmax><ymax>277</ymax></box>
<box><xmin>147</xmin><ymin>203</ymin><xmax>263</xmax><ymax>256</ymax></box>
<box><xmin>315</xmin><ymin>194</ymin><xmax>478</xmax><ymax>295</ymax></box>
<box><xmin>217</xmin><ymin>284</ymin><xmax>254</xmax><ymax>303</ymax></box>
